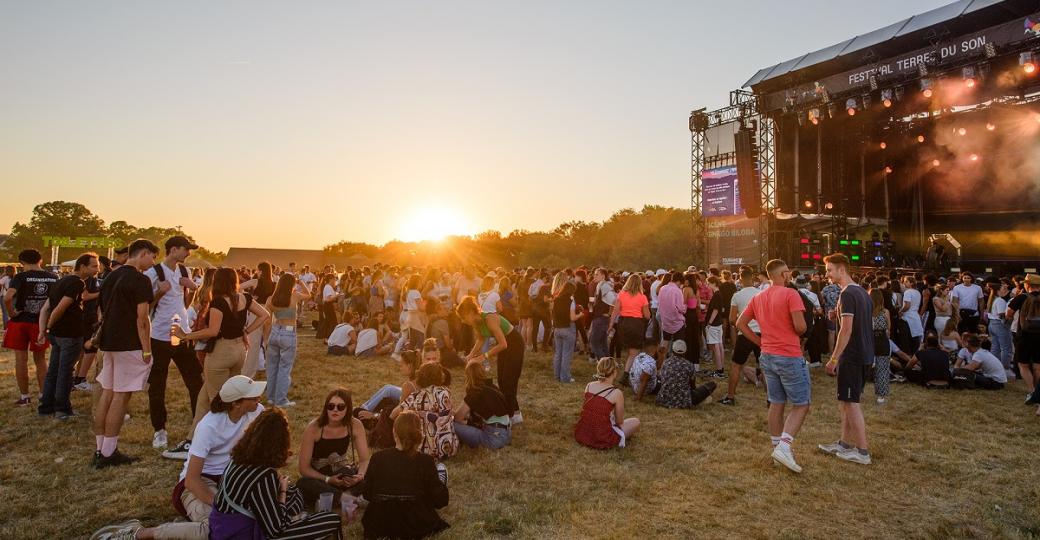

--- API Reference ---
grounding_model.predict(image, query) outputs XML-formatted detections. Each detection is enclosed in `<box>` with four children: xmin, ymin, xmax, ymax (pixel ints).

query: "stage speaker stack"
<box><xmin>734</xmin><ymin>127</ymin><xmax>762</xmax><ymax>219</ymax></box>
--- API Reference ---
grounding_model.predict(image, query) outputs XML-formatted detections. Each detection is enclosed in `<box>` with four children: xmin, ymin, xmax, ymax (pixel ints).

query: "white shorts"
<box><xmin>706</xmin><ymin>325</ymin><xmax>724</xmax><ymax>345</ymax></box>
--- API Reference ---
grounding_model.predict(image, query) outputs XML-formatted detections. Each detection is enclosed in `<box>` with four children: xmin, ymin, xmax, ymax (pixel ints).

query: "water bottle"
<box><xmin>170</xmin><ymin>315</ymin><xmax>181</xmax><ymax>346</ymax></box>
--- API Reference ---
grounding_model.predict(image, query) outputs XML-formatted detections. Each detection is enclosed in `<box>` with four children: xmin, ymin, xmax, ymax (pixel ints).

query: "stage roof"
<box><xmin>743</xmin><ymin>0</ymin><xmax>1023</xmax><ymax>91</ymax></box>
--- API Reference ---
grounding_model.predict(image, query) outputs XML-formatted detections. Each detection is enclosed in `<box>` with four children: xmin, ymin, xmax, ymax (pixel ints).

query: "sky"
<box><xmin>1</xmin><ymin>0</ymin><xmax>952</xmax><ymax>251</ymax></box>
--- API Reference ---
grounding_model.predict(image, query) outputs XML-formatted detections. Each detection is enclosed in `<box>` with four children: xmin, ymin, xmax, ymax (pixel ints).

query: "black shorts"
<box><xmin>1014</xmin><ymin>334</ymin><xmax>1040</xmax><ymax>365</ymax></box>
<box><xmin>662</xmin><ymin>327</ymin><xmax>685</xmax><ymax>344</ymax></box>
<box><xmin>837</xmin><ymin>360</ymin><xmax>869</xmax><ymax>403</ymax></box>
<box><xmin>732</xmin><ymin>334</ymin><xmax>761</xmax><ymax>365</ymax></box>
<box><xmin>618</xmin><ymin>317</ymin><xmax>646</xmax><ymax>350</ymax></box>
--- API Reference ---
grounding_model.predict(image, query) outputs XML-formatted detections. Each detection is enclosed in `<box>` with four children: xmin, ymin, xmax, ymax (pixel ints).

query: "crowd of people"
<box><xmin>3</xmin><ymin>237</ymin><xmax>1040</xmax><ymax>538</ymax></box>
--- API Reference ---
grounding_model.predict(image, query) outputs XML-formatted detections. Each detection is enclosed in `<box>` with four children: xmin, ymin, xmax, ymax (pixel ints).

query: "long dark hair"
<box><xmin>317</xmin><ymin>387</ymin><xmax>353</xmax><ymax>427</ymax></box>
<box><xmin>271</xmin><ymin>273</ymin><xmax>297</xmax><ymax>308</ymax></box>
<box><xmin>254</xmin><ymin>261</ymin><xmax>275</xmax><ymax>304</ymax></box>
<box><xmin>212</xmin><ymin>267</ymin><xmax>240</xmax><ymax>311</ymax></box>
<box><xmin>231</xmin><ymin>408</ymin><xmax>290</xmax><ymax>469</ymax></box>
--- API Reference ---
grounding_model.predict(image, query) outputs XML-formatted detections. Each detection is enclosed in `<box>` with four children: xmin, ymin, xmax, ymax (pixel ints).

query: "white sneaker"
<box><xmin>876</xmin><ymin>397</ymin><xmax>887</xmax><ymax>405</ymax></box>
<box><xmin>817</xmin><ymin>441</ymin><xmax>844</xmax><ymax>455</ymax></box>
<box><xmin>152</xmin><ymin>429</ymin><xmax>168</xmax><ymax>449</ymax></box>
<box><xmin>837</xmin><ymin>448</ymin><xmax>872</xmax><ymax>465</ymax></box>
<box><xmin>435</xmin><ymin>462</ymin><xmax>448</xmax><ymax>486</ymax></box>
<box><xmin>277</xmin><ymin>400</ymin><xmax>297</xmax><ymax>408</ymax></box>
<box><xmin>89</xmin><ymin>519</ymin><xmax>142</xmax><ymax>540</ymax></box>
<box><xmin>510</xmin><ymin>411</ymin><xmax>524</xmax><ymax>424</ymax></box>
<box><xmin>162</xmin><ymin>440</ymin><xmax>192</xmax><ymax>461</ymax></box>
<box><xmin>73</xmin><ymin>380</ymin><xmax>93</xmax><ymax>392</ymax></box>
<box><xmin>771</xmin><ymin>445</ymin><xmax>802</xmax><ymax>473</ymax></box>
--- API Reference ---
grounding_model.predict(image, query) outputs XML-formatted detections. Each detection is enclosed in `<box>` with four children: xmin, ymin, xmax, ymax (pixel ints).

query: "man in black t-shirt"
<box><xmin>2</xmin><ymin>249</ymin><xmax>58</xmax><ymax>406</ymax></box>
<box><xmin>72</xmin><ymin>271</ymin><xmax>102</xmax><ymax>391</ymax></box>
<box><xmin>820</xmin><ymin>254</ymin><xmax>873</xmax><ymax>466</ymax></box>
<box><xmin>35</xmin><ymin>253</ymin><xmax>99</xmax><ymax>419</ymax></box>
<box><xmin>1008</xmin><ymin>274</ymin><xmax>1040</xmax><ymax>405</ymax></box>
<box><xmin>92</xmin><ymin>239</ymin><xmax>158</xmax><ymax>469</ymax></box>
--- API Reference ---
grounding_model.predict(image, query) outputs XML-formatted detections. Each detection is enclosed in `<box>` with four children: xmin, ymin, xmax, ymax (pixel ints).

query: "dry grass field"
<box><xmin>1</xmin><ymin>329</ymin><xmax>1039</xmax><ymax>540</ymax></box>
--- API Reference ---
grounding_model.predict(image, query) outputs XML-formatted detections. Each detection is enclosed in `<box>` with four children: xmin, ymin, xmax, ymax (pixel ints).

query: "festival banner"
<box><xmin>706</xmin><ymin>215</ymin><xmax>760</xmax><ymax>267</ymax></box>
<box><xmin>701</xmin><ymin>166</ymin><xmax>742</xmax><ymax>218</ymax></box>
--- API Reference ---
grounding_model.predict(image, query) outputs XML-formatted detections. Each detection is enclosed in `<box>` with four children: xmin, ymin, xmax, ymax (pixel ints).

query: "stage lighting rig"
<box><xmin>1021</xmin><ymin>52</ymin><xmax>1036</xmax><ymax>74</ymax></box>
<box><xmin>881</xmin><ymin>88</ymin><xmax>894</xmax><ymax>108</ymax></box>
<box><xmin>920</xmin><ymin>78</ymin><xmax>934</xmax><ymax>98</ymax></box>
<box><xmin>846</xmin><ymin>98</ymin><xmax>858</xmax><ymax>116</ymax></box>
<box><xmin>962</xmin><ymin>66</ymin><xmax>976</xmax><ymax>88</ymax></box>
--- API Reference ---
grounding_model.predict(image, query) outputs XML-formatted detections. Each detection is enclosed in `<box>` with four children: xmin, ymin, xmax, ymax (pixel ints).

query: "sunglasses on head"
<box><xmin>326</xmin><ymin>402</ymin><xmax>347</xmax><ymax>412</ymax></box>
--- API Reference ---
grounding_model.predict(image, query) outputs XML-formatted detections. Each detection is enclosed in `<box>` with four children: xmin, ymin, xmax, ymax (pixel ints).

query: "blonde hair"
<box><xmin>551</xmin><ymin>271</ymin><xmax>569</xmax><ymax>297</ymax></box>
<box><xmin>622</xmin><ymin>274</ymin><xmax>643</xmax><ymax>295</ymax></box>
<box><xmin>594</xmin><ymin>357</ymin><xmax>617</xmax><ymax>380</ymax></box>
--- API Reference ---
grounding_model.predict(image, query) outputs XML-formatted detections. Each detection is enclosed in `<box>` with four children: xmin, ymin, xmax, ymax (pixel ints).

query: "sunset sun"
<box><xmin>397</xmin><ymin>206</ymin><xmax>473</xmax><ymax>242</ymax></box>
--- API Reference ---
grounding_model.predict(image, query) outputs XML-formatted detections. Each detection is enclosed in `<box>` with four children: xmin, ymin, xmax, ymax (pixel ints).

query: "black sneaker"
<box><xmin>719</xmin><ymin>396</ymin><xmax>736</xmax><ymax>406</ymax></box>
<box><xmin>91</xmin><ymin>451</ymin><xmax>102</xmax><ymax>468</ymax></box>
<box><xmin>162</xmin><ymin>440</ymin><xmax>191</xmax><ymax>460</ymax></box>
<box><xmin>96</xmin><ymin>449</ymin><xmax>140</xmax><ymax>469</ymax></box>
<box><xmin>711</xmin><ymin>370</ymin><xmax>727</xmax><ymax>379</ymax></box>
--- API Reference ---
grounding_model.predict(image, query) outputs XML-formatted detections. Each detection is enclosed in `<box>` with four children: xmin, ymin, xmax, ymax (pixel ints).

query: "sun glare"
<box><xmin>398</xmin><ymin>206</ymin><xmax>472</xmax><ymax>242</ymax></box>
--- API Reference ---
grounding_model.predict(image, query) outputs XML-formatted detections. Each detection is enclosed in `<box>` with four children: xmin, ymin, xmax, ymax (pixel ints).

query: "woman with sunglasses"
<box><xmin>297</xmin><ymin>388</ymin><xmax>371</xmax><ymax>509</ymax></box>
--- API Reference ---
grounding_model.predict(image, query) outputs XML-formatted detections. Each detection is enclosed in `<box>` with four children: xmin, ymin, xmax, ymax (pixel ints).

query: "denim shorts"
<box><xmin>760</xmin><ymin>353</ymin><xmax>811</xmax><ymax>405</ymax></box>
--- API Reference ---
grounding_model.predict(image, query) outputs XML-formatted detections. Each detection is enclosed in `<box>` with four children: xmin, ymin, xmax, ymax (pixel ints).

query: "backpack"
<box><xmin>153</xmin><ymin>263</ymin><xmax>194</xmax><ymax>311</ymax></box>
<box><xmin>787</xmin><ymin>285</ymin><xmax>816</xmax><ymax>338</ymax></box>
<box><xmin>1021</xmin><ymin>294</ymin><xmax>1040</xmax><ymax>334</ymax></box>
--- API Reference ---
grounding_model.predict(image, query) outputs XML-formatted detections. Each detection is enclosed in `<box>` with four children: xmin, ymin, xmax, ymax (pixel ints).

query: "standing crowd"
<box><xmin>3</xmin><ymin>238</ymin><xmax>1039</xmax><ymax>537</ymax></box>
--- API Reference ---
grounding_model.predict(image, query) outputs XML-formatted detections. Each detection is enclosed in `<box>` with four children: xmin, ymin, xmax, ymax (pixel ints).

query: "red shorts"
<box><xmin>2</xmin><ymin>321</ymin><xmax>49</xmax><ymax>352</ymax></box>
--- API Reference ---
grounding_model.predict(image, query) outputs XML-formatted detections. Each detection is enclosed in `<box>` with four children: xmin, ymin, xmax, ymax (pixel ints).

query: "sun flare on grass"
<box><xmin>397</xmin><ymin>205</ymin><xmax>473</xmax><ymax>242</ymax></box>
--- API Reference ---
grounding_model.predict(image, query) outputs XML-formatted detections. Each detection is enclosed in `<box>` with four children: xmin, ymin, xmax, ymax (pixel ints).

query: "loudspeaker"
<box><xmin>734</xmin><ymin>127</ymin><xmax>762</xmax><ymax>218</ymax></box>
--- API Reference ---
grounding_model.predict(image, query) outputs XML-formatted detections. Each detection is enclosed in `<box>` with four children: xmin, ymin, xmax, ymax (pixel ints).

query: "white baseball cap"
<box><xmin>219</xmin><ymin>375</ymin><xmax>266</xmax><ymax>402</ymax></box>
<box><xmin>671</xmin><ymin>339</ymin><xmax>688</xmax><ymax>354</ymax></box>
<box><xmin>655</xmin><ymin>269</ymin><xmax>668</xmax><ymax>277</ymax></box>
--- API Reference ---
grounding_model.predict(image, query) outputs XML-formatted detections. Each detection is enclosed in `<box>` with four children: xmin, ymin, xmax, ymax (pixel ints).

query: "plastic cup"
<box><xmin>340</xmin><ymin>494</ymin><xmax>358</xmax><ymax>523</ymax></box>
<box><xmin>317</xmin><ymin>491</ymin><xmax>334</xmax><ymax>513</ymax></box>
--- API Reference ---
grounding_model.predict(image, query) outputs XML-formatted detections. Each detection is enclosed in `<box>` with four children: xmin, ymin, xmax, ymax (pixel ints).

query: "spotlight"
<box><xmin>917</xmin><ymin>134</ymin><xmax>926</xmax><ymax>143</ymax></box>
<box><xmin>879</xmin><ymin>141</ymin><xmax>887</xmax><ymax>150</ymax></box>
<box><xmin>920</xmin><ymin>78</ymin><xmax>933</xmax><ymax>98</ymax></box>
<box><xmin>809</xmin><ymin>108</ymin><xmax>820</xmax><ymax>125</ymax></box>
<box><xmin>986</xmin><ymin>123</ymin><xmax>996</xmax><ymax>131</ymax></box>
<box><xmin>884</xmin><ymin>166</ymin><xmax>893</xmax><ymax>174</ymax></box>
<box><xmin>932</xmin><ymin>159</ymin><xmax>941</xmax><ymax>167</ymax></box>
<box><xmin>1022</xmin><ymin>52</ymin><xmax>1037</xmax><ymax>74</ymax></box>
<box><xmin>969</xmin><ymin>154</ymin><xmax>979</xmax><ymax>162</ymax></box>
<box><xmin>824</xmin><ymin>202</ymin><xmax>834</xmax><ymax>211</ymax></box>
<box><xmin>846</xmin><ymin>98</ymin><xmax>857</xmax><ymax>116</ymax></box>
<box><xmin>881</xmin><ymin>88</ymin><xmax>893</xmax><ymax>108</ymax></box>
<box><xmin>957</xmin><ymin>127</ymin><xmax>967</xmax><ymax>136</ymax></box>
<box><xmin>803</xmin><ymin>199</ymin><xmax>814</xmax><ymax>210</ymax></box>
<box><xmin>962</xmin><ymin>66</ymin><xmax>976</xmax><ymax>88</ymax></box>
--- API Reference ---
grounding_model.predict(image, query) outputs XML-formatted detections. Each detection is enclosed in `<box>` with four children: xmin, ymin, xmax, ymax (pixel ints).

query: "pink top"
<box><xmin>742</xmin><ymin>285</ymin><xmax>805</xmax><ymax>357</ymax></box>
<box><xmin>657</xmin><ymin>283</ymin><xmax>687</xmax><ymax>334</ymax></box>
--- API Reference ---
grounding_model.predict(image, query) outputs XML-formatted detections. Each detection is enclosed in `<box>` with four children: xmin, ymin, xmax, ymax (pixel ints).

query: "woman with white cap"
<box><xmin>91</xmin><ymin>375</ymin><xmax>267</xmax><ymax>540</ymax></box>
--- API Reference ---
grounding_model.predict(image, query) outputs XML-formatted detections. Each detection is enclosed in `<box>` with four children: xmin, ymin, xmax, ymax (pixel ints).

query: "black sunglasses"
<box><xmin>326</xmin><ymin>402</ymin><xmax>347</xmax><ymax>412</ymax></box>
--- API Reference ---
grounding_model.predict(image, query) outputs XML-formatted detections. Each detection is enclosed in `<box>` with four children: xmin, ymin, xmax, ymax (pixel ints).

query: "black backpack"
<box><xmin>787</xmin><ymin>285</ymin><xmax>817</xmax><ymax>339</ymax></box>
<box><xmin>153</xmin><ymin>263</ymin><xmax>194</xmax><ymax>311</ymax></box>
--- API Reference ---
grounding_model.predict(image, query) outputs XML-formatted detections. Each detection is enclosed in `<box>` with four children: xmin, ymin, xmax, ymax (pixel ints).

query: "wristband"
<box><xmin>324</xmin><ymin>475</ymin><xmax>330</xmax><ymax>484</ymax></box>
<box><xmin>143</xmin><ymin>351</ymin><xmax>152</xmax><ymax>358</ymax></box>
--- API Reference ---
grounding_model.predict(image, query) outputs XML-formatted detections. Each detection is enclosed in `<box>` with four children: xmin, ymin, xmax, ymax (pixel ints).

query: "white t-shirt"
<box><xmin>797</xmin><ymin>287</ymin><xmax>821</xmax><ymax>310</ymax></box>
<box><xmin>649</xmin><ymin>280</ymin><xmax>662</xmax><ymax>309</ymax></box>
<box><xmin>628</xmin><ymin>352</ymin><xmax>658</xmax><ymax>393</ymax></box>
<box><xmin>528</xmin><ymin>279</ymin><xmax>544</xmax><ymax>299</ymax></box>
<box><xmin>322</xmin><ymin>284</ymin><xmax>337</xmax><ymax>301</ymax></box>
<box><xmin>144</xmin><ymin>262</ymin><xmax>190</xmax><ymax>341</ymax></box>
<box><xmin>596</xmin><ymin>281</ymin><xmax>617</xmax><ymax>307</ymax></box>
<box><xmin>989</xmin><ymin>296</ymin><xmax>1008</xmax><ymax>320</ymax></box>
<box><xmin>181</xmin><ymin>404</ymin><xmax>264</xmax><ymax>480</ymax></box>
<box><xmin>731</xmin><ymin>286</ymin><xmax>761</xmax><ymax>334</ymax></box>
<box><xmin>901</xmin><ymin>287</ymin><xmax>924</xmax><ymax>338</ymax></box>
<box><xmin>355</xmin><ymin>328</ymin><xmax>378</xmax><ymax>355</ymax></box>
<box><xmin>404</xmin><ymin>289</ymin><xmax>422</xmax><ymax>311</ymax></box>
<box><xmin>972</xmin><ymin>349</ymin><xmax>1007</xmax><ymax>383</ymax></box>
<box><xmin>478</xmin><ymin>290</ymin><xmax>500</xmax><ymax>314</ymax></box>
<box><xmin>951</xmin><ymin>283</ymin><xmax>983</xmax><ymax>312</ymax></box>
<box><xmin>328</xmin><ymin>323</ymin><xmax>355</xmax><ymax>348</ymax></box>
<box><xmin>300</xmin><ymin>272</ymin><xmax>317</xmax><ymax>286</ymax></box>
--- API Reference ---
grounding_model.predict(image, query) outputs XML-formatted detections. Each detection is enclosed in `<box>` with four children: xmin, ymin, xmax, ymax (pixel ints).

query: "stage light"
<box><xmin>957</xmin><ymin>127</ymin><xmax>967</xmax><ymax>136</ymax></box>
<box><xmin>1021</xmin><ymin>52</ymin><xmax>1037</xmax><ymax>74</ymax></box>
<box><xmin>920</xmin><ymin>78</ymin><xmax>933</xmax><ymax>98</ymax></box>
<box><xmin>800</xmin><ymin>253</ymin><xmax>810</xmax><ymax>260</ymax></box>
<box><xmin>881</xmin><ymin>89</ymin><xmax>893</xmax><ymax>108</ymax></box>
<box><xmin>879</xmin><ymin>142</ymin><xmax>887</xmax><ymax>149</ymax></box>
<box><xmin>846</xmin><ymin>98</ymin><xmax>857</xmax><ymax>116</ymax></box>
<box><xmin>884</xmin><ymin>166</ymin><xmax>893</xmax><ymax>174</ymax></box>
<box><xmin>970</xmin><ymin>154</ymin><xmax>979</xmax><ymax>162</ymax></box>
<box><xmin>917</xmin><ymin>134</ymin><xmax>926</xmax><ymax>143</ymax></box>
<box><xmin>803</xmin><ymin>199</ymin><xmax>813</xmax><ymax>209</ymax></box>
<box><xmin>986</xmin><ymin>123</ymin><xmax>996</xmax><ymax>131</ymax></box>
<box><xmin>800</xmin><ymin>238</ymin><xmax>810</xmax><ymax>244</ymax></box>
<box><xmin>809</xmin><ymin>108</ymin><xmax>820</xmax><ymax>125</ymax></box>
<box><xmin>932</xmin><ymin>159</ymin><xmax>941</xmax><ymax>167</ymax></box>
<box><xmin>962</xmin><ymin>66</ymin><xmax>976</xmax><ymax>88</ymax></box>
<box><xmin>824</xmin><ymin>202</ymin><xmax>834</xmax><ymax>211</ymax></box>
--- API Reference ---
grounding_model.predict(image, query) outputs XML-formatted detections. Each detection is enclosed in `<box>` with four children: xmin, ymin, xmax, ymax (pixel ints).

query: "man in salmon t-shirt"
<box><xmin>736</xmin><ymin>259</ymin><xmax>809</xmax><ymax>474</ymax></box>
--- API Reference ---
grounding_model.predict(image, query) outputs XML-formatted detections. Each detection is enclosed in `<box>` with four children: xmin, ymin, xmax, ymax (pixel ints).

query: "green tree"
<box><xmin>4</xmin><ymin>201</ymin><xmax>107</xmax><ymax>261</ymax></box>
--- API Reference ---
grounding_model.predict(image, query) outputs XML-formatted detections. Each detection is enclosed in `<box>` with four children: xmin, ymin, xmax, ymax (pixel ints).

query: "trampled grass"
<box><xmin>1</xmin><ymin>332</ymin><xmax>1039</xmax><ymax>539</ymax></box>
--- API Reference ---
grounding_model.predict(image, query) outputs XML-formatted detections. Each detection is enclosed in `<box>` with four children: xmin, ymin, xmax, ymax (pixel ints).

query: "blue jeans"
<box><xmin>760</xmin><ymin>352</ymin><xmax>811</xmax><ymax>405</ymax></box>
<box><xmin>39</xmin><ymin>335</ymin><xmax>81</xmax><ymax>415</ymax></box>
<box><xmin>266</xmin><ymin>326</ymin><xmax>297</xmax><ymax>405</ymax></box>
<box><xmin>589</xmin><ymin>316</ymin><xmax>609</xmax><ymax>360</ymax></box>
<box><xmin>988</xmin><ymin>319</ymin><xmax>1013</xmax><ymax>369</ymax></box>
<box><xmin>453</xmin><ymin>422</ymin><xmax>511</xmax><ymax>449</ymax></box>
<box><xmin>363</xmin><ymin>384</ymin><xmax>402</xmax><ymax>411</ymax></box>
<box><xmin>553</xmin><ymin>325</ymin><xmax>576</xmax><ymax>382</ymax></box>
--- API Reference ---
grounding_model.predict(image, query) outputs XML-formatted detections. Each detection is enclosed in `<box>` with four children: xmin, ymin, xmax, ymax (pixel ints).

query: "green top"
<box><xmin>478</xmin><ymin>312</ymin><xmax>513</xmax><ymax>338</ymax></box>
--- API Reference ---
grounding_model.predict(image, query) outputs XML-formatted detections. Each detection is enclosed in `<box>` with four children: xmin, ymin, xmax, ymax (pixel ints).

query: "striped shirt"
<box><xmin>214</xmin><ymin>461</ymin><xmax>341</xmax><ymax>540</ymax></box>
